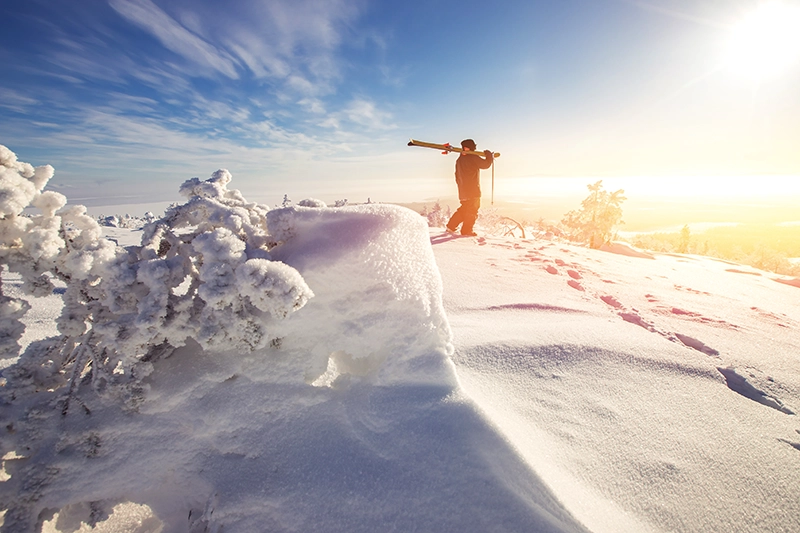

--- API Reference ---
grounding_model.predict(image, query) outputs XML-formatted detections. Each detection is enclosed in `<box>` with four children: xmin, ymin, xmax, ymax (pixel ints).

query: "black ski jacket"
<box><xmin>455</xmin><ymin>152</ymin><xmax>493</xmax><ymax>200</ymax></box>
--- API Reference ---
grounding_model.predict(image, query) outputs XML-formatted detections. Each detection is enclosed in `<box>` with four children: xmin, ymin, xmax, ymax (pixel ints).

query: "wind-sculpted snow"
<box><xmin>266</xmin><ymin>203</ymin><xmax>455</xmax><ymax>386</ymax></box>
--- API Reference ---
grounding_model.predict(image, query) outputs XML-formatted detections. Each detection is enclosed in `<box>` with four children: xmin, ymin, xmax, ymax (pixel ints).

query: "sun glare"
<box><xmin>724</xmin><ymin>1</ymin><xmax>800</xmax><ymax>81</ymax></box>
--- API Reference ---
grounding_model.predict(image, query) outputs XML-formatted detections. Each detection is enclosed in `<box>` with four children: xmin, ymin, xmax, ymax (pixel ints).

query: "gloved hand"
<box><xmin>484</xmin><ymin>150</ymin><xmax>493</xmax><ymax>158</ymax></box>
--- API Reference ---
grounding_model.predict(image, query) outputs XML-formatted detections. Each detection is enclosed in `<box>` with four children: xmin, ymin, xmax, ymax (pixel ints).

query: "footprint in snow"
<box><xmin>601</xmin><ymin>295</ymin><xmax>623</xmax><ymax>309</ymax></box>
<box><xmin>674</xmin><ymin>333</ymin><xmax>720</xmax><ymax>356</ymax></box>
<box><xmin>567</xmin><ymin>269</ymin><xmax>581</xmax><ymax>280</ymax></box>
<box><xmin>545</xmin><ymin>265</ymin><xmax>558</xmax><ymax>275</ymax></box>
<box><xmin>717</xmin><ymin>367</ymin><xmax>795</xmax><ymax>415</ymax></box>
<box><xmin>675</xmin><ymin>284</ymin><xmax>712</xmax><ymax>296</ymax></box>
<box><xmin>567</xmin><ymin>279</ymin><xmax>585</xmax><ymax>291</ymax></box>
<box><xmin>750</xmin><ymin>306</ymin><xmax>793</xmax><ymax>329</ymax></box>
<box><xmin>618</xmin><ymin>311</ymin><xmax>656</xmax><ymax>331</ymax></box>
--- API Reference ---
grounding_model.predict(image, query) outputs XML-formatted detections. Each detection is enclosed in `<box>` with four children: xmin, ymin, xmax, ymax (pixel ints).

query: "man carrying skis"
<box><xmin>446</xmin><ymin>139</ymin><xmax>494</xmax><ymax>236</ymax></box>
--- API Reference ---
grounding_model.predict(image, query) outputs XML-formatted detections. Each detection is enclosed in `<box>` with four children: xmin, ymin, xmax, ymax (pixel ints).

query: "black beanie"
<box><xmin>461</xmin><ymin>139</ymin><xmax>476</xmax><ymax>151</ymax></box>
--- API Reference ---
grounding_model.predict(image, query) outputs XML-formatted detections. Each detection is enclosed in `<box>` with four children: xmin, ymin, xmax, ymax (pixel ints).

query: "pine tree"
<box><xmin>679</xmin><ymin>225</ymin><xmax>691</xmax><ymax>253</ymax></box>
<box><xmin>561</xmin><ymin>180</ymin><xmax>626</xmax><ymax>249</ymax></box>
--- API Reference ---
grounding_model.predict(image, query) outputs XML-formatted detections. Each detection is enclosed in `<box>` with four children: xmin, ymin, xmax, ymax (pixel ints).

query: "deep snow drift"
<box><xmin>1</xmin><ymin>146</ymin><xmax>799</xmax><ymax>532</ymax></box>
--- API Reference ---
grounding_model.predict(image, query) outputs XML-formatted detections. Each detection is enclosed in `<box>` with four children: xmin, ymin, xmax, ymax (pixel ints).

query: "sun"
<box><xmin>724</xmin><ymin>1</ymin><xmax>800</xmax><ymax>81</ymax></box>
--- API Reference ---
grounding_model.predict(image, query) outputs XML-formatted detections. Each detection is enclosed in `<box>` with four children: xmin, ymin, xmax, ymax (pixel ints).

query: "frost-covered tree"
<box><xmin>1</xmin><ymin>145</ymin><xmax>313</xmax><ymax>410</ymax></box>
<box><xmin>424</xmin><ymin>200</ymin><xmax>450</xmax><ymax>228</ymax></box>
<box><xmin>678</xmin><ymin>224</ymin><xmax>691</xmax><ymax>253</ymax></box>
<box><xmin>561</xmin><ymin>180</ymin><xmax>626</xmax><ymax>249</ymax></box>
<box><xmin>0</xmin><ymin>146</ymin><xmax>315</xmax><ymax>531</ymax></box>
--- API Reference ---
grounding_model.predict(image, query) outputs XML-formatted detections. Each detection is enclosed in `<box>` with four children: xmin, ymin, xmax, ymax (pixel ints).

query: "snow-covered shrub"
<box><xmin>1</xmin><ymin>145</ymin><xmax>63</xmax><ymax>356</ymax></box>
<box><xmin>120</xmin><ymin>170</ymin><xmax>313</xmax><ymax>352</ymax></box>
<box><xmin>298</xmin><ymin>198</ymin><xmax>327</xmax><ymax>208</ymax></box>
<box><xmin>1</xmin><ymin>150</ymin><xmax>313</xmax><ymax>410</ymax></box>
<box><xmin>97</xmin><ymin>211</ymin><xmax>156</xmax><ymax>229</ymax></box>
<box><xmin>99</xmin><ymin>214</ymin><xmax>121</xmax><ymax>227</ymax></box>
<box><xmin>77</xmin><ymin>170</ymin><xmax>311</xmax><ymax>397</ymax></box>
<box><xmin>0</xmin><ymin>149</ymin><xmax>314</xmax><ymax>531</ymax></box>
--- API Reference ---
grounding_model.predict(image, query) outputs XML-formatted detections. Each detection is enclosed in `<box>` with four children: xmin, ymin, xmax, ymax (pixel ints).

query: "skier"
<box><xmin>446</xmin><ymin>139</ymin><xmax>494</xmax><ymax>236</ymax></box>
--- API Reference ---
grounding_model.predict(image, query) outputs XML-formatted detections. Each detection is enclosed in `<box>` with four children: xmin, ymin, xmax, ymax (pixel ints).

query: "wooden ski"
<box><xmin>407</xmin><ymin>139</ymin><xmax>500</xmax><ymax>158</ymax></box>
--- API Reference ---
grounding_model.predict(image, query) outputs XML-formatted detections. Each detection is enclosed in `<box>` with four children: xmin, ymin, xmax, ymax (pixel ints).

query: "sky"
<box><xmin>2</xmin><ymin>0</ymin><xmax>800</xmax><ymax>208</ymax></box>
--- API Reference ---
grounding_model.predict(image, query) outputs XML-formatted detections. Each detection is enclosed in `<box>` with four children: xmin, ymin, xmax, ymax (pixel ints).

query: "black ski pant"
<box><xmin>447</xmin><ymin>198</ymin><xmax>480</xmax><ymax>234</ymax></box>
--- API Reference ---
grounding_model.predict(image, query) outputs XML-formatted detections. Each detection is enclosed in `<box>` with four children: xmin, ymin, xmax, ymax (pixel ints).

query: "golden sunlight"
<box><xmin>724</xmin><ymin>1</ymin><xmax>800</xmax><ymax>81</ymax></box>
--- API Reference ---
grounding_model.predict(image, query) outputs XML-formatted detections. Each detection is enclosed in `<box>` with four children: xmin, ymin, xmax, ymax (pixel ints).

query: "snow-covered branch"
<box><xmin>1</xmin><ymin>146</ymin><xmax>313</xmax><ymax>409</ymax></box>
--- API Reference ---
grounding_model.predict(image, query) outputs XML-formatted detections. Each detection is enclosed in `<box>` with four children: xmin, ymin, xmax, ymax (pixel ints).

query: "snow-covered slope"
<box><xmin>436</xmin><ymin>232</ymin><xmax>799</xmax><ymax>533</ymax></box>
<box><xmin>2</xmin><ymin>207</ymin><xmax>798</xmax><ymax>533</ymax></box>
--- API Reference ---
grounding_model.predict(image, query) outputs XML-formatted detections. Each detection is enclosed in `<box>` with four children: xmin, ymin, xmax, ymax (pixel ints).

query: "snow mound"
<box><xmin>266</xmin><ymin>203</ymin><xmax>455</xmax><ymax>386</ymax></box>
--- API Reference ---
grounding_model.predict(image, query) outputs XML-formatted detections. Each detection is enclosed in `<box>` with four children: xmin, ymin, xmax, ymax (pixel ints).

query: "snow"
<box><xmin>437</xmin><ymin>232</ymin><xmax>799</xmax><ymax>533</ymax></box>
<box><xmin>1</xmin><ymin>148</ymin><xmax>799</xmax><ymax>532</ymax></box>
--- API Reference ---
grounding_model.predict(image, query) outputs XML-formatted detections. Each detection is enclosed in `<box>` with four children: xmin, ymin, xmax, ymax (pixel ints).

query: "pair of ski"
<box><xmin>407</xmin><ymin>139</ymin><xmax>500</xmax><ymax>158</ymax></box>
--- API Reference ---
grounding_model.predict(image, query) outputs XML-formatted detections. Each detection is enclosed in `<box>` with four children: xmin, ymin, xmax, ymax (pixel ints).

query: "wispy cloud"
<box><xmin>102</xmin><ymin>0</ymin><xmax>364</xmax><ymax>91</ymax></box>
<box><xmin>214</xmin><ymin>0</ymin><xmax>363</xmax><ymax>93</ymax></box>
<box><xmin>343</xmin><ymin>98</ymin><xmax>397</xmax><ymax>130</ymax></box>
<box><xmin>298</xmin><ymin>98</ymin><xmax>327</xmax><ymax>115</ymax></box>
<box><xmin>108</xmin><ymin>0</ymin><xmax>240</xmax><ymax>78</ymax></box>
<box><xmin>0</xmin><ymin>89</ymin><xmax>39</xmax><ymax>112</ymax></box>
<box><xmin>313</xmin><ymin>98</ymin><xmax>397</xmax><ymax>132</ymax></box>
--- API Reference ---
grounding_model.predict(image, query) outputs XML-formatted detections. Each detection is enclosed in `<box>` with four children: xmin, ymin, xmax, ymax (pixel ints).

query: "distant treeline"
<box><xmin>629</xmin><ymin>224</ymin><xmax>800</xmax><ymax>276</ymax></box>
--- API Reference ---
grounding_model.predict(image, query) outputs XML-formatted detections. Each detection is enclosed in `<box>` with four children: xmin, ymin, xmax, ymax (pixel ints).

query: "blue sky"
<box><xmin>2</xmin><ymin>0</ymin><xmax>800</xmax><ymax>208</ymax></box>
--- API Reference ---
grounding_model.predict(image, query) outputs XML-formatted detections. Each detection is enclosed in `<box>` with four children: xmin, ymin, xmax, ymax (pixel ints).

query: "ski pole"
<box><xmin>491</xmin><ymin>159</ymin><xmax>495</xmax><ymax>206</ymax></box>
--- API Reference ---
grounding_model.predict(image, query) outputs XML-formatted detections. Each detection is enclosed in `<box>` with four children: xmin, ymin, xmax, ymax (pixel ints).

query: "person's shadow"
<box><xmin>430</xmin><ymin>232</ymin><xmax>464</xmax><ymax>245</ymax></box>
